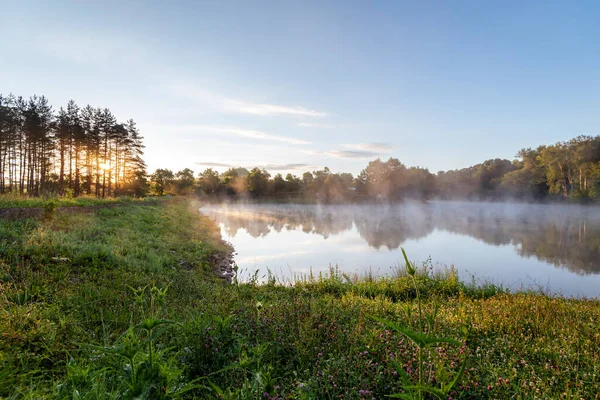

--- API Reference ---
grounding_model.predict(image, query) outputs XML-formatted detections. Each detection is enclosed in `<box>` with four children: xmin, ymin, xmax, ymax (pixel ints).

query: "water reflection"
<box><xmin>201</xmin><ymin>202</ymin><xmax>600</xmax><ymax>276</ymax></box>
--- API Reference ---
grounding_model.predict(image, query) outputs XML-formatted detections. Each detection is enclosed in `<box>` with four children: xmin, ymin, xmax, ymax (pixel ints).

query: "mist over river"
<box><xmin>200</xmin><ymin>201</ymin><xmax>600</xmax><ymax>297</ymax></box>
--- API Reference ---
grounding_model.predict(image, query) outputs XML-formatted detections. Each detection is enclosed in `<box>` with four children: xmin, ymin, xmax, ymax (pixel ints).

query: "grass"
<box><xmin>0</xmin><ymin>193</ymin><xmax>152</xmax><ymax>208</ymax></box>
<box><xmin>1</xmin><ymin>197</ymin><xmax>599</xmax><ymax>399</ymax></box>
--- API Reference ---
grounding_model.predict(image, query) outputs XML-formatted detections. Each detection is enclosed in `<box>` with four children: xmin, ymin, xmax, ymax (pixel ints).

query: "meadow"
<box><xmin>1</xmin><ymin>197</ymin><xmax>599</xmax><ymax>399</ymax></box>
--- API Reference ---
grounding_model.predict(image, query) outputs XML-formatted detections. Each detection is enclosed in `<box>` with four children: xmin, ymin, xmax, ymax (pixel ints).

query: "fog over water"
<box><xmin>200</xmin><ymin>201</ymin><xmax>600</xmax><ymax>297</ymax></box>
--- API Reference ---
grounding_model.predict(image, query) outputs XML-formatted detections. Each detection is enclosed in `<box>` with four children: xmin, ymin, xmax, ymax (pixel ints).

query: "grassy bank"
<box><xmin>1</xmin><ymin>199</ymin><xmax>599</xmax><ymax>399</ymax></box>
<box><xmin>0</xmin><ymin>193</ymin><xmax>153</xmax><ymax>209</ymax></box>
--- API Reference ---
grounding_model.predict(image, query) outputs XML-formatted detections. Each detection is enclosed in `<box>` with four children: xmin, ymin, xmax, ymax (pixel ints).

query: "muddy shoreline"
<box><xmin>211</xmin><ymin>242</ymin><xmax>236</xmax><ymax>283</ymax></box>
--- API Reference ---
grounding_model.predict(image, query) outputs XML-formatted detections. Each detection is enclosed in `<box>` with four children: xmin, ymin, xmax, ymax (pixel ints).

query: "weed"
<box><xmin>374</xmin><ymin>248</ymin><xmax>467</xmax><ymax>399</ymax></box>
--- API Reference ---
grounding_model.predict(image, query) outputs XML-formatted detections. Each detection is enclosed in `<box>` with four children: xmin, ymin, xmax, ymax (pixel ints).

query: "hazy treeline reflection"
<box><xmin>201</xmin><ymin>202</ymin><xmax>600</xmax><ymax>275</ymax></box>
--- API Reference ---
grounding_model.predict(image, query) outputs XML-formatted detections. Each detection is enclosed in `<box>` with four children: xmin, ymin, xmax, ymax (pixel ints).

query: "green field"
<box><xmin>1</xmin><ymin>198</ymin><xmax>599</xmax><ymax>399</ymax></box>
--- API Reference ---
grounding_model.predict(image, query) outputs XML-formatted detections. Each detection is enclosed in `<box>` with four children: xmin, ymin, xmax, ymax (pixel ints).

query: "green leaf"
<box><xmin>148</xmin><ymin>325</ymin><xmax>175</xmax><ymax>343</ymax></box>
<box><xmin>373</xmin><ymin>316</ymin><xmax>428</xmax><ymax>347</ymax></box>
<box><xmin>391</xmin><ymin>360</ymin><xmax>412</xmax><ymax>385</ymax></box>
<box><xmin>401</xmin><ymin>248</ymin><xmax>416</xmax><ymax>276</ymax></box>
<box><xmin>208</xmin><ymin>380</ymin><xmax>225</xmax><ymax>395</ymax></box>
<box><xmin>136</xmin><ymin>318</ymin><xmax>178</xmax><ymax>332</ymax></box>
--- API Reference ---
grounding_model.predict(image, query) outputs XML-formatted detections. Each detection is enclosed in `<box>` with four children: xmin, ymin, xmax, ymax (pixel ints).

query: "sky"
<box><xmin>1</xmin><ymin>0</ymin><xmax>600</xmax><ymax>176</ymax></box>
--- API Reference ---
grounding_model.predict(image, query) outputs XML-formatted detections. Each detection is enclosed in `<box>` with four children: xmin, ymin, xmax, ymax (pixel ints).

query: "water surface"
<box><xmin>200</xmin><ymin>202</ymin><xmax>600</xmax><ymax>297</ymax></box>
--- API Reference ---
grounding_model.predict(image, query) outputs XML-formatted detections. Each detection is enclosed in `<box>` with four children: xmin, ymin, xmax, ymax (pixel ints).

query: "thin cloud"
<box><xmin>303</xmin><ymin>143</ymin><xmax>393</xmax><ymax>160</ymax></box>
<box><xmin>169</xmin><ymin>84</ymin><xmax>327</xmax><ymax>117</ymax></box>
<box><xmin>196</xmin><ymin>162</ymin><xmax>233</xmax><ymax>168</ymax></box>
<box><xmin>196</xmin><ymin>162</ymin><xmax>311</xmax><ymax>172</ymax></box>
<box><xmin>232</xmin><ymin>103</ymin><xmax>326</xmax><ymax>117</ymax></box>
<box><xmin>298</xmin><ymin>122</ymin><xmax>339</xmax><ymax>129</ymax></box>
<box><xmin>342</xmin><ymin>143</ymin><xmax>394</xmax><ymax>152</ymax></box>
<box><xmin>304</xmin><ymin>147</ymin><xmax>383</xmax><ymax>159</ymax></box>
<box><xmin>147</xmin><ymin>124</ymin><xmax>310</xmax><ymax>145</ymax></box>
<box><xmin>224</xmin><ymin>128</ymin><xmax>310</xmax><ymax>145</ymax></box>
<box><xmin>261</xmin><ymin>163</ymin><xmax>309</xmax><ymax>171</ymax></box>
<box><xmin>322</xmin><ymin>150</ymin><xmax>381</xmax><ymax>159</ymax></box>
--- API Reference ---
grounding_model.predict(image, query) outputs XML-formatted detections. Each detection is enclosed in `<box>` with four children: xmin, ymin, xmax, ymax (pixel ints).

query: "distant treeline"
<box><xmin>153</xmin><ymin>135</ymin><xmax>600</xmax><ymax>203</ymax></box>
<box><xmin>0</xmin><ymin>93</ymin><xmax>147</xmax><ymax>197</ymax></box>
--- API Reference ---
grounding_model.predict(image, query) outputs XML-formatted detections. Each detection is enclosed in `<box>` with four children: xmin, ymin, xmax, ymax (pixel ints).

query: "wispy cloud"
<box><xmin>298</xmin><ymin>122</ymin><xmax>339</xmax><ymax>129</ymax></box>
<box><xmin>169</xmin><ymin>84</ymin><xmax>327</xmax><ymax>117</ymax></box>
<box><xmin>341</xmin><ymin>143</ymin><xmax>394</xmax><ymax>152</ymax></box>
<box><xmin>196</xmin><ymin>162</ymin><xmax>311</xmax><ymax>172</ymax></box>
<box><xmin>233</xmin><ymin>103</ymin><xmax>326</xmax><ymax>117</ymax></box>
<box><xmin>320</xmin><ymin>150</ymin><xmax>381</xmax><ymax>159</ymax></box>
<box><xmin>196</xmin><ymin>162</ymin><xmax>233</xmax><ymax>168</ymax></box>
<box><xmin>146</xmin><ymin>124</ymin><xmax>310</xmax><ymax>145</ymax></box>
<box><xmin>305</xmin><ymin>143</ymin><xmax>393</xmax><ymax>160</ymax></box>
<box><xmin>261</xmin><ymin>163</ymin><xmax>310</xmax><ymax>171</ymax></box>
<box><xmin>222</xmin><ymin>128</ymin><xmax>310</xmax><ymax>145</ymax></box>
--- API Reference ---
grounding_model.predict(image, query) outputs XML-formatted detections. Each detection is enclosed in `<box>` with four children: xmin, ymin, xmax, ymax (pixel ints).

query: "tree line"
<box><xmin>4</xmin><ymin>93</ymin><xmax>595</xmax><ymax>204</ymax></box>
<box><xmin>152</xmin><ymin>135</ymin><xmax>600</xmax><ymax>203</ymax></box>
<box><xmin>150</xmin><ymin>162</ymin><xmax>445</xmax><ymax>202</ymax></box>
<box><xmin>437</xmin><ymin>135</ymin><xmax>600</xmax><ymax>201</ymax></box>
<box><xmin>0</xmin><ymin>93</ymin><xmax>147</xmax><ymax>197</ymax></box>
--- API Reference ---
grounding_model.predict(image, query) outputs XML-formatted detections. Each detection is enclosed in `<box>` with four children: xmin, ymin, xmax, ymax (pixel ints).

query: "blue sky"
<box><xmin>1</xmin><ymin>0</ymin><xmax>599</xmax><ymax>176</ymax></box>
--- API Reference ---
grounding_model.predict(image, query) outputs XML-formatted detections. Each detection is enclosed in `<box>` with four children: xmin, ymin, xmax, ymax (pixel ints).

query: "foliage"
<box><xmin>186</xmin><ymin>135</ymin><xmax>600</xmax><ymax>202</ymax></box>
<box><xmin>150</xmin><ymin>169</ymin><xmax>175</xmax><ymax>196</ymax></box>
<box><xmin>0</xmin><ymin>93</ymin><xmax>146</xmax><ymax>198</ymax></box>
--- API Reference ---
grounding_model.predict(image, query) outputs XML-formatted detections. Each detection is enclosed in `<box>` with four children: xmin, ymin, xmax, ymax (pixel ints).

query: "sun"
<box><xmin>100</xmin><ymin>163</ymin><xmax>110</xmax><ymax>170</ymax></box>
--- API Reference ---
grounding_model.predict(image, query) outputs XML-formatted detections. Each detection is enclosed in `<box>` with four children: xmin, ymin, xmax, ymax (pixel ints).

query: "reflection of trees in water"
<box><xmin>353</xmin><ymin>204</ymin><xmax>435</xmax><ymax>250</ymax></box>
<box><xmin>201</xmin><ymin>202</ymin><xmax>600</xmax><ymax>275</ymax></box>
<box><xmin>203</xmin><ymin>204</ymin><xmax>353</xmax><ymax>239</ymax></box>
<box><xmin>430</xmin><ymin>202</ymin><xmax>600</xmax><ymax>275</ymax></box>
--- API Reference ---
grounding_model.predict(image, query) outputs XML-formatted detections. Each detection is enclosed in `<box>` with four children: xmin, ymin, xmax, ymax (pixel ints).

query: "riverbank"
<box><xmin>1</xmin><ymin>198</ymin><xmax>599</xmax><ymax>398</ymax></box>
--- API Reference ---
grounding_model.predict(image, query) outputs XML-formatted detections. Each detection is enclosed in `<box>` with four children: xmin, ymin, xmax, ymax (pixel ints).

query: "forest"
<box><xmin>156</xmin><ymin>135</ymin><xmax>600</xmax><ymax>203</ymax></box>
<box><xmin>0</xmin><ymin>93</ymin><xmax>147</xmax><ymax>197</ymax></box>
